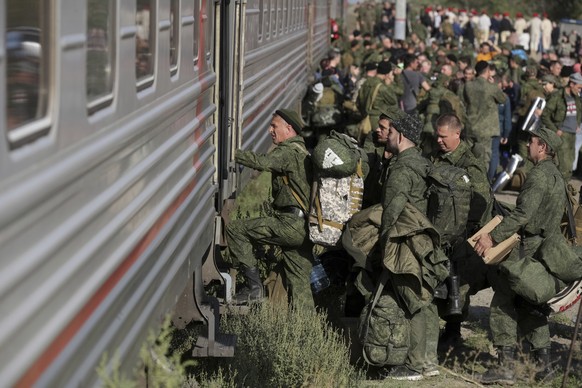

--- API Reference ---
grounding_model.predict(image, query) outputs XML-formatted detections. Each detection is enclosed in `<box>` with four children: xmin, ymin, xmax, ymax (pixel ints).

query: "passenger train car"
<box><xmin>0</xmin><ymin>0</ymin><xmax>345</xmax><ymax>386</ymax></box>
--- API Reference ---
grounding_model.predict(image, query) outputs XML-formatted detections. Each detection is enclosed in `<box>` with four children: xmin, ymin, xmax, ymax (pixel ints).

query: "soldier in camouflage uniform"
<box><xmin>541</xmin><ymin>72</ymin><xmax>582</xmax><ymax>181</ymax></box>
<box><xmin>462</xmin><ymin>61</ymin><xmax>507</xmax><ymax>169</ymax></box>
<box><xmin>430</xmin><ymin>114</ymin><xmax>494</xmax><ymax>349</ymax></box>
<box><xmin>357</xmin><ymin>61</ymin><xmax>399</xmax><ymax>135</ymax></box>
<box><xmin>473</xmin><ymin>126</ymin><xmax>566</xmax><ymax>385</ymax></box>
<box><xmin>225</xmin><ymin>109</ymin><xmax>314</xmax><ymax>310</ymax></box>
<box><xmin>379</xmin><ymin>111</ymin><xmax>439</xmax><ymax>381</ymax></box>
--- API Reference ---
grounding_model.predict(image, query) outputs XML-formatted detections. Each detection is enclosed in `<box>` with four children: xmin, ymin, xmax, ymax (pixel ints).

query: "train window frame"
<box><xmin>257</xmin><ymin>0</ymin><xmax>263</xmax><ymax>42</ymax></box>
<box><xmin>192</xmin><ymin>0</ymin><xmax>200</xmax><ymax>66</ymax></box>
<box><xmin>270</xmin><ymin>0</ymin><xmax>276</xmax><ymax>38</ymax></box>
<box><xmin>136</xmin><ymin>0</ymin><xmax>156</xmax><ymax>91</ymax></box>
<box><xmin>277</xmin><ymin>1</ymin><xmax>286</xmax><ymax>35</ymax></box>
<box><xmin>170</xmin><ymin>0</ymin><xmax>179</xmax><ymax>76</ymax></box>
<box><xmin>86</xmin><ymin>0</ymin><xmax>116</xmax><ymax>115</ymax></box>
<box><xmin>263</xmin><ymin>0</ymin><xmax>269</xmax><ymax>40</ymax></box>
<box><xmin>5</xmin><ymin>0</ymin><xmax>51</xmax><ymax>148</ymax></box>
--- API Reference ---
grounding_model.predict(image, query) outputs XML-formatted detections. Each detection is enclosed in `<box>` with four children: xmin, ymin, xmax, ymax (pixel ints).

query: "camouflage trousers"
<box><xmin>408</xmin><ymin>300</ymin><xmax>439</xmax><ymax>373</ymax></box>
<box><xmin>557</xmin><ymin>131</ymin><xmax>576</xmax><ymax>181</ymax></box>
<box><xmin>225</xmin><ymin>212</ymin><xmax>314</xmax><ymax>310</ymax></box>
<box><xmin>488</xmin><ymin>236</ymin><xmax>550</xmax><ymax>350</ymax></box>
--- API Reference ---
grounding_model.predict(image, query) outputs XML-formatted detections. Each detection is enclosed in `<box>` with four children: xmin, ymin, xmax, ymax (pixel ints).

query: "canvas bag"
<box><xmin>359</xmin><ymin>270</ymin><xmax>410</xmax><ymax>366</ymax></box>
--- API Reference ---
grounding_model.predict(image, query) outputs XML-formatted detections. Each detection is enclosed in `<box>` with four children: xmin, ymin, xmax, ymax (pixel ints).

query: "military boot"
<box><xmin>478</xmin><ymin>346</ymin><xmax>516</xmax><ymax>385</ymax></box>
<box><xmin>234</xmin><ymin>267</ymin><xmax>264</xmax><ymax>304</ymax></box>
<box><xmin>533</xmin><ymin>348</ymin><xmax>555</xmax><ymax>382</ymax></box>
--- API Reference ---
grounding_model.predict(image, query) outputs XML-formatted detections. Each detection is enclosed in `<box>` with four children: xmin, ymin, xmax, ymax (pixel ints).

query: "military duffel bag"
<box><xmin>359</xmin><ymin>270</ymin><xmax>410</xmax><ymax>366</ymax></box>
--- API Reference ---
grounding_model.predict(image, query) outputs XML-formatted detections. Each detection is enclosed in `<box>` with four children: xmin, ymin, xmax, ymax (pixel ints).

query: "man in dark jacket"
<box><xmin>473</xmin><ymin>126</ymin><xmax>566</xmax><ymax>385</ymax></box>
<box><xmin>225</xmin><ymin>109</ymin><xmax>314</xmax><ymax>309</ymax></box>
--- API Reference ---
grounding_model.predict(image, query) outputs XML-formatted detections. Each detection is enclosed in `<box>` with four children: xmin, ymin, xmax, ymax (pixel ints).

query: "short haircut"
<box><xmin>436</xmin><ymin>113</ymin><xmax>462</xmax><ymax>132</ymax></box>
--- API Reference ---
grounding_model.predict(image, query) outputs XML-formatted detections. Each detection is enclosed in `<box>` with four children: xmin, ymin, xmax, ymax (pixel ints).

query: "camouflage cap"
<box><xmin>541</xmin><ymin>74</ymin><xmax>559</xmax><ymax>85</ymax></box>
<box><xmin>530</xmin><ymin>125</ymin><xmax>562</xmax><ymax>152</ymax></box>
<box><xmin>275</xmin><ymin>109</ymin><xmax>304</xmax><ymax>133</ymax></box>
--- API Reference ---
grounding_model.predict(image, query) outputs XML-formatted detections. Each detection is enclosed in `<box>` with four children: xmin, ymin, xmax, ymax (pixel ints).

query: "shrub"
<box><xmin>195</xmin><ymin>303</ymin><xmax>362</xmax><ymax>387</ymax></box>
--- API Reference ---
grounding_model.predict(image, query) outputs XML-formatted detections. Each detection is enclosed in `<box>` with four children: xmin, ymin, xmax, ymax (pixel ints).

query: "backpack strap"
<box><xmin>281</xmin><ymin>141</ymin><xmax>310</xmax><ymax>212</ymax></box>
<box><xmin>368</xmin><ymin>82</ymin><xmax>383</xmax><ymax>111</ymax></box>
<box><xmin>282</xmin><ymin>175</ymin><xmax>308</xmax><ymax>213</ymax></box>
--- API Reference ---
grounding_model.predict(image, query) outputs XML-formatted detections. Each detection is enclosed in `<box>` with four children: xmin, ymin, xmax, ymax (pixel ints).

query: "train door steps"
<box><xmin>193</xmin><ymin>332</ymin><xmax>237</xmax><ymax>357</ymax></box>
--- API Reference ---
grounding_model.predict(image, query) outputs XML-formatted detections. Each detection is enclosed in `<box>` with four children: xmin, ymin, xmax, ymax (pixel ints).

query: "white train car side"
<box><xmin>0</xmin><ymin>0</ymin><xmax>342</xmax><ymax>386</ymax></box>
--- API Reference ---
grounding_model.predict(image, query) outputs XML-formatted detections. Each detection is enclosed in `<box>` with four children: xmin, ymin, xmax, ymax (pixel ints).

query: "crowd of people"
<box><xmin>220</xmin><ymin>1</ymin><xmax>582</xmax><ymax>385</ymax></box>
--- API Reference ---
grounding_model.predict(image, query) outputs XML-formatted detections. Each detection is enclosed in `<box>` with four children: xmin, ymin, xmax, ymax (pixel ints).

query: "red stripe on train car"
<box><xmin>16</xmin><ymin>176</ymin><xmax>198</xmax><ymax>387</ymax></box>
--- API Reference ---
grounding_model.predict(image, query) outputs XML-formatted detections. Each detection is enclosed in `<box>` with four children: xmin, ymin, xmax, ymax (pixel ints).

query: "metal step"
<box><xmin>192</xmin><ymin>332</ymin><xmax>237</xmax><ymax>357</ymax></box>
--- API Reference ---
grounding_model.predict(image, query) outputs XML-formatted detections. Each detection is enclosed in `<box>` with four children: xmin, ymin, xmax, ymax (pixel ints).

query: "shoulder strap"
<box><xmin>367</xmin><ymin>82</ymin><xmax>383</xmax><ymax>111</ymax></box>
<box><xmin>281</xmin><ymin>141</ymin><xmax>310</xmax><ymax>212</ymax></box>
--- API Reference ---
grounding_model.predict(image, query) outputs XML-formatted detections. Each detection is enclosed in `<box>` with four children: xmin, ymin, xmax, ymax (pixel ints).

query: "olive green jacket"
<box><xmin>356</xmin><ymin>76</ymin><xmax>399</xmax><ymax>130</ymax></box>
<box><xmin>380</xmin><ymin>147</ymin><xmax>431</xmax><ymax>241</ymax></box>
<box><xmin>463</xmin><ymin>77</ymin><xmax>507</xmax><ymax>139</ymax></box>
<box><xmin>491</xmin><ymin>159</ymin><xmax>566</xmax><ymax>242</ymax></box>
<box><xmin>431</xmin><ymin>141</ymin><xmax>493</xmax><ymax>229</ymax></box>
<box><xmin>541</xmin><ymin>88</ymin><xmax>582</xmax><ymax>133</ymax></box>
<box><xmin>235</xmin><ymin>136</ymin><xmax>312</xmax><ymax>211</ymax></box>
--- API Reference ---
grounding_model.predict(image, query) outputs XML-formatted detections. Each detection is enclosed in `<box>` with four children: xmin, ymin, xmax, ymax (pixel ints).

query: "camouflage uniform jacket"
<box><xmin>380</xmin><ymin>147</ymin><xmax>431</xmax><ymax>242</ymax></box>
<box><xmin>516</xmin><ymin>78</ymin><xmax>544</xmax><ymax>117</ymax></box>
<box><xmin>431</xmin><ymin>141</ymin><xmax>493</xmax><ymax>230</ymax></box>
<box><xmin>463</xmin><ymin>77</ymin><xmax>507</xmax><ymax>139</ymax></box>
<box><xmin>356</xmin><ymin>76</ymin><xmax>399</xmax><ymax>129</ymax></box>
<box><xmin>541</xmin><ymin>88</ymin><xmax>582</xmax><ymax>133</ymax></box>
<box><xmin>490</xmin><ymin>159</ymin><xmax>566</xmax><ymax>243</ymax></box>
<box><xmin>235</xmin><ymin>135</ymin><xmax>312</xmax><ymax>211</ymax></box>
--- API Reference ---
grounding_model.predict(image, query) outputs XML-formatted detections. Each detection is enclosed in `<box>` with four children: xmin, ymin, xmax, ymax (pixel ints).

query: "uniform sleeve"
<box><xmin>381</xmin><ymin>165</ymin><xmax>413</xmax><ymax>240</ymax></box>
<box><xmin>490</xmin><ymin>169</ymin><xmax>545</xmax><ymax>242</ymax></box>
<box><xmin>235</xmin><ymin>146</ymin><xmax>290</xmax><ymax>173</ymax></box>
<box><xmin>541</xmin><ymin>94</ymin><xmax>559</xmax><ymax>132</ymax></box>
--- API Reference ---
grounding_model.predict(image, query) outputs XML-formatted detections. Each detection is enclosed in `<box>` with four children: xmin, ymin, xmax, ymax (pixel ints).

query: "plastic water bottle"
<box><xmin>310</xmin><ymin>258</ymin><xmax>330</xmax><ymax>294</ymax></box>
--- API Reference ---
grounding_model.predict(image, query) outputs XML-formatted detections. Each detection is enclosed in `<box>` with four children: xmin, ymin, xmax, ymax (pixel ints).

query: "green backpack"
<box><xmin>426</xmin><ymin>164</ymin><xmax>472</xmax><ymax>245</ymax></box>
<box><xmin>359</xmin><ymin>270</ymin><xmax>410</xmax><ymax>366</ymax></box>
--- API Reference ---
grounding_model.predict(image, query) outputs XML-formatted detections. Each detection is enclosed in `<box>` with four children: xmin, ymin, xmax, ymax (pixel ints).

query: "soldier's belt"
<box><xmin>277</xmin><ymin>206</ymin><xmax>305</xmax><ymax>218</ymax></box>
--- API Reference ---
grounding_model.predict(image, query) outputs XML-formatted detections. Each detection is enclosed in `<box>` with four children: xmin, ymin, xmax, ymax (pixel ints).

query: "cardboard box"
<box><xmin>468</xmin><ymin>215</ymin><xmax>520</xmax><ymax>264</ymax></box>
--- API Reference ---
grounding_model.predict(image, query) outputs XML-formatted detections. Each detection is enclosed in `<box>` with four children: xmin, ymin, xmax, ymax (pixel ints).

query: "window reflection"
<box><xmin>6</xmin><ymin>0</ymin><xmax>47</xmax><ymax>132</ymax></box>
<box><xmin>87</xmin><ymin>0</ymin><xmax>114</xmax><ymax>109</ymax></box>
<box><xmin>170</xmin><ymin>0</ymin><xmax>179</xmax><ymax>72</ymax></box>
<box><xmin>136</xmin><ymin>0</ymin><xmax>155</xmax><ymax>85</ymax></box>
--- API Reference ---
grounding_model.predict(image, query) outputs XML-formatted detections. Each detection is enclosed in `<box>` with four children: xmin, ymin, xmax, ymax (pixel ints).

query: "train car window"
<box><xmin>170</xmin><ymin>0</ymin><xmax>179</xmax><ymax>74</ymax></box>
<box><xmin>136</xmin><ymin>0</ymin><xmax>155</xmax><ymax>89</ymax></box>
<box><xmin>257</xmin><ymin>0</ymin><xmax>263</xmax><ymax>42</ymax></box>
<box><xmin>87</xmin><ymin>0</ymin><xmax>115</xmax><ymax>113</ymax></box>
<box><xmin>270</xmin><ymin>0</ymin><xmax>276</xmax><ymax>38</ymax></box>
<box><xmin>5</xmin><ymin>0</ymin><xmax>50</xmax><ymax>146</ymax></box>
<box><xmin>263</xmin><ymin>0</ymin><xmax>269</xmax><ymax>40</ymax></box>
<box><xmin>193</xmin><ymin>0</ymin><xmax>200</xmax><ymax>65</ymax></box>
<box><xmin>277</xmin><ymin>1</ymin><xmax>287</xmax><ymax>34</ymax></box>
